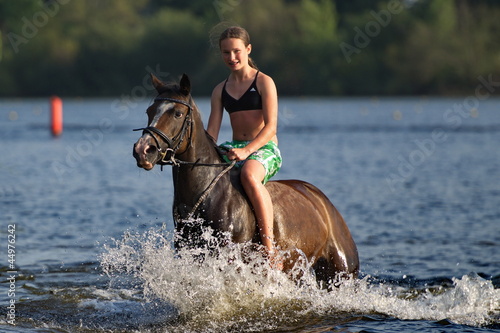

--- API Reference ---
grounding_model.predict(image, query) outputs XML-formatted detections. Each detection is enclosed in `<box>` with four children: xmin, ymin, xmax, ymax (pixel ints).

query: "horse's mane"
<box><xmin>205</xmin><ymin>131</ymin><xmax>217</xmax><ymax>145</ymax></box>
<box><xmin>205</xmin><ymin>130</ymin><xmax>227</xmax><ymax>161</ymax></box>
<box><xmin>205</xmin><ymin>131</ymin><xmax>227</xmax><ymax>162</ymax></box>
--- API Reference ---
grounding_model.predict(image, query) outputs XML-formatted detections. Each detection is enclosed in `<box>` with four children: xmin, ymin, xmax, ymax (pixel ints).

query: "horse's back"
<box><xmin>266</xmin><ymin>179</ymin><xmax>359</xmax><ymax>278</ymax></box>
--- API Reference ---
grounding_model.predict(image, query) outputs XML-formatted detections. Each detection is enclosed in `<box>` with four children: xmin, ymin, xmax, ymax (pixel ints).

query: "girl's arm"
<box><xmin>207</xmin><ymin>82</ymin><xmax>225</xmax><ymax>141</ymax></box>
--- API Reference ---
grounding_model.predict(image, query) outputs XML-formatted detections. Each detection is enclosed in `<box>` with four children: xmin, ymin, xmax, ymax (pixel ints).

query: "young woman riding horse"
<box><xmin>132</xmin><ymin>27</ymin><xmax>359</xmax><ymax>286</ymax></box>
<box><xmin>207</xmin><ymin>26</ymin><xmax>282</xmax><ymax>268</ymax></box>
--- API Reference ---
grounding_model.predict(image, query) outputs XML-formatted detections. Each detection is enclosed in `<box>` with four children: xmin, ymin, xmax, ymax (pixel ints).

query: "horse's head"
<box><xmin>133</xmin><ymin>73</ymin><xmax>193</xmax><ymax>170</ymax></box>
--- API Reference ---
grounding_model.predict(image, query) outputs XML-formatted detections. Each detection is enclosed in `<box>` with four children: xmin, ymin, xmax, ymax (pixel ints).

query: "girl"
<box><xmin>207</xmin><ymin>26</ymin><xmax>282</xmax><ymax>269</ymax></box>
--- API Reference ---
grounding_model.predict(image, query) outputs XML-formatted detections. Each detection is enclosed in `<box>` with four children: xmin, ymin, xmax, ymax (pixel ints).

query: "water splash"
<box><xmin>99</xmin><ymin>225</ymin><xmax>499</xmax><ymax>331</ymax></box>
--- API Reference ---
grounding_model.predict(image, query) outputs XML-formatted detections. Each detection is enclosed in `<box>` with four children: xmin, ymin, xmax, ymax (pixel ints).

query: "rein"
<box><xmin>184</xmin><ymin>159</ymin><xmax>236</xmax><ymax>219</ymax></box>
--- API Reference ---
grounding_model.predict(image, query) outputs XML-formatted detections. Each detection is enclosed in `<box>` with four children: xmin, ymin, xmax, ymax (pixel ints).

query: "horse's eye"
<box><xmin>174</xmin><ymin>110</ymin><xmax>183</xmax><ymax>118</ymax></box>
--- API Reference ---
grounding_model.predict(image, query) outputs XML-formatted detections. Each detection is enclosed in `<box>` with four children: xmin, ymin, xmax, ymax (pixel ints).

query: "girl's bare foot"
<box><xmin>269</xmin><ymin>251</ymin><xmax>283</xmax><ymax>270</ymax></box>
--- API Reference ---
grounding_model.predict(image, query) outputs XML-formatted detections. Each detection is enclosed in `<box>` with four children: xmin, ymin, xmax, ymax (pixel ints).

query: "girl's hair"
<box><xmin>219</xmin><ymin>26</ymin><xmax>258</xmax><ymax>70</ymax></box>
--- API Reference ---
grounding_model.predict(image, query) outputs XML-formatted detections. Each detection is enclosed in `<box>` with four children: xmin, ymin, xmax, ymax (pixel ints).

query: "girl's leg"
<box><xmin>240</xmin><ymin>160</ymin><xmax>282</xmax><ymax>269</ymax></box>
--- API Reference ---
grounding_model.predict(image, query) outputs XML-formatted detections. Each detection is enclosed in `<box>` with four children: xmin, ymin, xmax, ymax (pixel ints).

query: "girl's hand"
<box><xmin>228</xmin><ymin>147</ymin><xmax>252</xmax><ymax>161</ymax></box>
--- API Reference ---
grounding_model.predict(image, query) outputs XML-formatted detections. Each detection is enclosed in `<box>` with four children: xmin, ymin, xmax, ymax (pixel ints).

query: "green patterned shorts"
<box><xmin>220</xmin><ymin>140</ymin><xmax>282</xmax><ymax>184</ymax></box>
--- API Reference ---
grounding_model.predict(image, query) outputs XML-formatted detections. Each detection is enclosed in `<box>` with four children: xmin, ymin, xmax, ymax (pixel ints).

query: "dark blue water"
<box><xmin>1</xmin><ymin>97</ymin><xmax>499</xmax><ymax>332</ymax></box>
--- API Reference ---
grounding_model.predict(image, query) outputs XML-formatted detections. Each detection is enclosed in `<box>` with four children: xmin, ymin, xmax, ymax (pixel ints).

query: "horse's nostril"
<box><xmin>145</xmin><ymin>145</ymin><xmax>158</xmax><ymax>155</ymax></box>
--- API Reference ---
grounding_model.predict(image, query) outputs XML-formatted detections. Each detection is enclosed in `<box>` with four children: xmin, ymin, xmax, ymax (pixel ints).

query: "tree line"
<box><xmin>1</xmin><ymin>0</ymin><xmax>500</xmax><ymax>97</ymax></box>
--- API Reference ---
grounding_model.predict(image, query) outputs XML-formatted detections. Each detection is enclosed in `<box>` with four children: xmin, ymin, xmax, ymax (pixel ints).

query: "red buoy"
<box><xmin>50</xmin><ymin>96</ymin><xmax>63</xmax><ymax>136</ymax></box>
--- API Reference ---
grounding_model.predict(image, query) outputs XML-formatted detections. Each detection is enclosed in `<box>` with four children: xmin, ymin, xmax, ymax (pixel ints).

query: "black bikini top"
<box><xmin>221</xmin><ymin>71</ymin><xmax>262</xmax><ymax>114</ymax></box>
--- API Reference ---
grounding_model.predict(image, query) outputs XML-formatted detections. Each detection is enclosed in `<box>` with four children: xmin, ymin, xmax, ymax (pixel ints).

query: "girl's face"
<box><xmin>220</xmin><ymin>38</ymin><xmax>251</xmax><ymax>71</ymax></box>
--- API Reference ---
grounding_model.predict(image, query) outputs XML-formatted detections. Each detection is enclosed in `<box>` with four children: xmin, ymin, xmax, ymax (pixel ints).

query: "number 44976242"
<box><xmin>8</xmin><ymin>224</ymin><xmax>16</xmax><ymax>270</ymax></box>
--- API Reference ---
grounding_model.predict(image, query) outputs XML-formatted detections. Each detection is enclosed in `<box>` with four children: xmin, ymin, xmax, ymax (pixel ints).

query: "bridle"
<box><xmin>133</xmin><ymin>97</ymin><xmax>193</xmax><ymax>165</ymax></box>
<box><xmin>133</xmin><ymin>95</ymin><xmax>236</xmax><ymax>219</ymax></box>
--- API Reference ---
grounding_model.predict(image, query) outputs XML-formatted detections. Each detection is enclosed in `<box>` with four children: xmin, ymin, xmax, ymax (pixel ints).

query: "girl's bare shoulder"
<box><xmin>211</xmin><ymin>80</ymin><xmax>226</xmax><ymax>98</ymax></box>
<box><xmin>256</xmin><ymin>72</ymin><xmax>277</xmax><ymax>93</ymax></box>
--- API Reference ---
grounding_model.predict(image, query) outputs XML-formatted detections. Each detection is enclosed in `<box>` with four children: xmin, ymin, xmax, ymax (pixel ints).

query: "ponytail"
<box><xmin>248</xmin><ymin>57</ymin><xmax>258</xmax><ymax>70</ymax></box>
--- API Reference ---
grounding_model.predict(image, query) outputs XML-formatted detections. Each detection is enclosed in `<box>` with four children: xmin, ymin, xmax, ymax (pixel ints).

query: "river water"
<box><xmin>1</xmin><ymin>96</ymin><xmax>499</xmax><ymax>332</ymax></box>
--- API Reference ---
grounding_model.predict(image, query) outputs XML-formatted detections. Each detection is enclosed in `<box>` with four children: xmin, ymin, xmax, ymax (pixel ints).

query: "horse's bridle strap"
<box><xmin>154</xmin><ymin>97</ymin><xmax>192</xmax><ymax>111</ymax></box>
<box><xmin>137</xmin><ymin>126</ymin><xmax>174</xmax><ymax>149</ymax></box>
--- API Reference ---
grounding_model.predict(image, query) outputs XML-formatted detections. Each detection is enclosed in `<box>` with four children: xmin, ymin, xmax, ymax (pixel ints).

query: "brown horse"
<box><xmin>133</xmin><ymin>74</ymin><xmax>359</xmax><ymax>284</ymax></box>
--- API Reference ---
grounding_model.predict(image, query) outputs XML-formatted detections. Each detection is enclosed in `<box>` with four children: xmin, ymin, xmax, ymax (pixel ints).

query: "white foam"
<box><xmin>100</xmin><ymin>226</ymin><xmax>500</xmax><ymax>330</ymax></box>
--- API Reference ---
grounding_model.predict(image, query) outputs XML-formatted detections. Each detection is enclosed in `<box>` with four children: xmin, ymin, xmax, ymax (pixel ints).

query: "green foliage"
<box><xmin>0</xmin><ymin>0</ymin><xmax>499</xmax><ymax>96</ymax></box>
<box><xmin>297</xmin><ymin>0</ymin><xmax>337</xmax><ymax>44</ymax></box>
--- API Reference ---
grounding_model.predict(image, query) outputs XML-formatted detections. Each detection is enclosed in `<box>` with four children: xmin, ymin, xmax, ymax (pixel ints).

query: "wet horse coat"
<box><xmin>133</xmin><ymin>74</ymin><xmax>359</xmax><ymax>283</ymax></box>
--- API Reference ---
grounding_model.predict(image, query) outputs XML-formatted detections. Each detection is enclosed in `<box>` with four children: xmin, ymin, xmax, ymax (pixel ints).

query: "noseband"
<box><xmin>133</xmin><ymin>97</ymin><xmax>193</xmax><ymax>165</ymax></box>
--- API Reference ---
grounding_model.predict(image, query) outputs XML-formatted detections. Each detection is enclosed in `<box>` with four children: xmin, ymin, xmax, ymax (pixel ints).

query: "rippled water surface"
<box><xmin>1</xmin><ymin>97</ymin><xmax>499</xmax><ymax>332</ymax></box>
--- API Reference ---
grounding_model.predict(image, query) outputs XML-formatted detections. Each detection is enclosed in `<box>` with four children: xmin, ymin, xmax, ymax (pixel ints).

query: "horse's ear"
<box><xmin>179</xmin><ymin>74</ymin><xmax>191</xmax><ymax>96</ymax></box>
<box><xmin>151</xmin><ymin>73</ymin><xmax>167</xmax><ymax>94</ymax></box>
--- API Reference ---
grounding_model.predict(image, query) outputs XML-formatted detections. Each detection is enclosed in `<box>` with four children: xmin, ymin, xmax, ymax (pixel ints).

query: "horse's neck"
<box><xmin>173</xmin><ymin>114</ymin><xmax>229</xmax><ymax>202</ymax></box>
<box><xmin>178</xmin><ymin>114</ymin><xmax>222</xmax><ymax>165</ymax></box>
